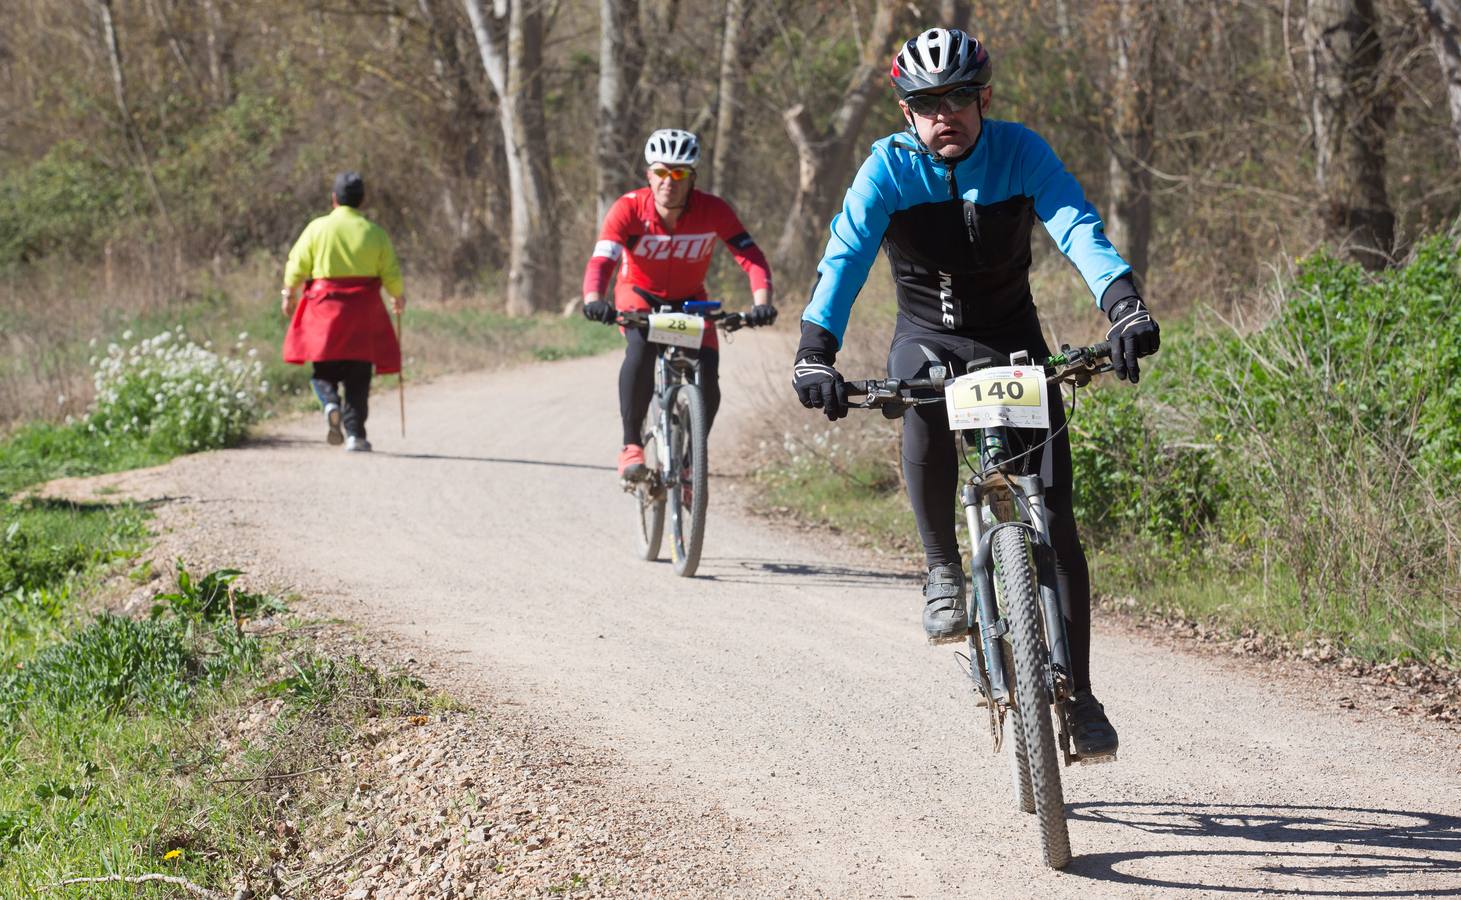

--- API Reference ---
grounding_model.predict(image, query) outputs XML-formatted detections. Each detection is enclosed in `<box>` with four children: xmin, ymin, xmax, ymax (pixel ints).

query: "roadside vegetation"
<box><xmin>0</xmin><ymin>496</ymin><xmax>440</xmax><ymax>896</ymax></box>
<box><xmin>754</xmin><ymin>233</ymin><xmax>1461</xmax><ymax>666</ymax></box>
<box><xmin>1</xmin><ymin>253</ymin><xmax>621</xmax><ymax>437</ymax></box>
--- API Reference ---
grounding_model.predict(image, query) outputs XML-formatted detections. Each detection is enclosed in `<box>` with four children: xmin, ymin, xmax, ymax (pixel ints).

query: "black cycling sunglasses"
<box><xmin>903</xmin><ymin>84</ymin><xmax>985</xmax><ymax>117</ymax></box>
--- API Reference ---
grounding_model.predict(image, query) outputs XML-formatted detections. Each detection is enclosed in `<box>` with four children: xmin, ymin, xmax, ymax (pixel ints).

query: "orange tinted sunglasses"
<box><xmin>649</xmin><ymin>166</ymin><xmax>694</xmax><ymax>181</ymax></box>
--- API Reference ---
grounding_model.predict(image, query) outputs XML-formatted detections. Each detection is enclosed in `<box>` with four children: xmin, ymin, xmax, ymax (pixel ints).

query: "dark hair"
<box><xmin>332</xmin><ymin>171</ymin><xmax>365</xmax><ymax>207</ymax></box>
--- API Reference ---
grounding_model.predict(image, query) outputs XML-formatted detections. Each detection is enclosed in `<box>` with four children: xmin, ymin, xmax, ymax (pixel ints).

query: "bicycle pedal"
<box><xmin>926</xmin><ymin>631</ymin><xmax>970</xmax><ymax>646</ymax></box>
<box><xmin>1075</xmin><ymin>752</ymin><xmax>1117</xmax><ymax>766</ymax></box>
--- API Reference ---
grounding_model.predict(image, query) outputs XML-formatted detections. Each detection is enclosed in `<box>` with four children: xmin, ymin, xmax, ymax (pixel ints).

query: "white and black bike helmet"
<box><xmin>644</xmin><ymin>128</ymin><xmax>700</xmax><ymax>167</ymax></box>
<box><xmin>889</xmin><ymin>27</ymin><xmax>992</xmax><ymax>98</ymax></box>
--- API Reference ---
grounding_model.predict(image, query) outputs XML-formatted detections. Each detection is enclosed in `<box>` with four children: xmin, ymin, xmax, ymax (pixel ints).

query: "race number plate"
<box><xmin>646</xmin><ymin>313</ymin><xmax>705</xmax><ymax>349</ymax></box>
<box><xmin>944</xmin><ymin>365</ymin><xmax>1050</xmax><ymax>430</ymax></box>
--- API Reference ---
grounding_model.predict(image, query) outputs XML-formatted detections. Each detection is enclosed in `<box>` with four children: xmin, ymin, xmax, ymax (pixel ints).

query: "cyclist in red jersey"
<box><xmin>582</xmin><ymin>129</ymin><xmax>776</xmax><ymax>479</ymax></box>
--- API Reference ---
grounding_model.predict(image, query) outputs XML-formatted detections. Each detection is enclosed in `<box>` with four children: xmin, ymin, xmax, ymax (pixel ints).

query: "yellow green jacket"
<box><xmin>284</xmin><ymin>206</ymin><xmax>403</xmax><ymax>297</ymax></box>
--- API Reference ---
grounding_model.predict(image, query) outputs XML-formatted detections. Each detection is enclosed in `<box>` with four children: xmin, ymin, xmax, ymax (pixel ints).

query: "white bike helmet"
<box><xmin>890</xmin><ymin>28</ymin><xmax>991</xmax><ymax>98</ymax></box>
<box><xmin>644</xmin><ymin>129</ymin><xmax>700</xmax><ymax>167</ymax></box>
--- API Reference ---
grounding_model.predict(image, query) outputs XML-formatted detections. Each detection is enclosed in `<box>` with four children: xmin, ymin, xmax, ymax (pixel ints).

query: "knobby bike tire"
<box><xmin>993</xmin><ymin>525</ymin><xmax>1071</xmax><ymax>869</ymax></box>
<box><xmin>633</xmin><ymin>405</ymin><xmax>665</xmax><ymax>561</ymax></box>
<box><xmin>999</xmin><ymin>639</ymin><xmax>1036</xmax><ymax>815</ymax></box>
<box><xmin>667</xmin><ymin>385</ymin><xmax>709</xmax><ymax>577</ymax></box>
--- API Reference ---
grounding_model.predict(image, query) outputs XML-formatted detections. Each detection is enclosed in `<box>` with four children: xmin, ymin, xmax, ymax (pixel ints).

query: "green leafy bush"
<box><xmin>1076</xmin><ymin>233</ymin><xmax>1461</xmax><ymax>659</ymax></box>
<box><xmin>1068</xmin><ymin>383</ymin><xmax>1222</xmax><ymax>555</ymax></box>
<box><xmin>0</xmin><ymin>614</ymin><xmax>195</xmax><ymax>725</ymax></box>
<box><xmin>149</xmin><ymin>560</ymin><xmax>286</xmax><ymax>624</ymax></box>
<box><xmin>87</xmin><ymin>327</ymin><xmax>268</xmax><ymax>455</ymax></box>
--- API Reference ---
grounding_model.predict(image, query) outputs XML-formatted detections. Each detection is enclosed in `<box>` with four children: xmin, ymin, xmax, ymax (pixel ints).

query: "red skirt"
<box><xmin>283</xmin><ymin>277</ymin><xmax>401</xmax><ymax>374</ymax></box>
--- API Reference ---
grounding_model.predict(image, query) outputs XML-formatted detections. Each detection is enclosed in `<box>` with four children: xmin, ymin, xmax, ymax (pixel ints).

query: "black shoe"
<box><xmin>922</xmin><ymin>563</ymin><xmax>969</xmax><ymax>644</ymax></box>
<box><xmin>1067</xmin><ymin>690</ymin><xmax>1119</xmax><ymax>757</ymax></box>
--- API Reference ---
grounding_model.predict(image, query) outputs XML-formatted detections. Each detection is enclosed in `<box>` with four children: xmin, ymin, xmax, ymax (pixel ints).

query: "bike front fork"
<box><xmin>962</xmin><ymin>474</ymin><xmax>1075</xmax><ymax>712</ymax></box>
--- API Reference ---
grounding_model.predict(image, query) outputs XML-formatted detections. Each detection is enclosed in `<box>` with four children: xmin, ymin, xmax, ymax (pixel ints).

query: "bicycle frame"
<box><xmin>645</xmin><ymin>347</ymin><xmax>700</xmax><ymax>493</ymax></box>
<box><xmin>845</xmin><ymin>341</ymin><xmax>1113</xmax><ymax>766</ymax></box>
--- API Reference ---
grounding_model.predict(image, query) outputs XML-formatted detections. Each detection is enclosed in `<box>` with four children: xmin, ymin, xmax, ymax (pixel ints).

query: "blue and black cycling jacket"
<box><xmin>799</xmin><ymin>120</ymin><xmax>1138</xmax><ymax>359</ymax></box>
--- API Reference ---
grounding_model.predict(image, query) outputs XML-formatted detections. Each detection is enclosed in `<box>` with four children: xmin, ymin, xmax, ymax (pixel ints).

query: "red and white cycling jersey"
<box><xmin>582</xmin><ymin>188</ymin><xmax>772</xmax><ymax>312</ymax></box>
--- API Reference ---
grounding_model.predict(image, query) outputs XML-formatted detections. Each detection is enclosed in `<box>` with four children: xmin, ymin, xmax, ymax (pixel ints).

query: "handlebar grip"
<box><xmin>1089</xmin><ymin>340</ymin><xmax>1112</xmax><ymax>360</ymax></box>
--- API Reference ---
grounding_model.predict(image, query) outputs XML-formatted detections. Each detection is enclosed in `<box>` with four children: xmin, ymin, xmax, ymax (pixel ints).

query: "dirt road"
<box><xmin>68</xmin><ymin>339</ymin><xmax>1461</xmax><ymax>897</ymax></box>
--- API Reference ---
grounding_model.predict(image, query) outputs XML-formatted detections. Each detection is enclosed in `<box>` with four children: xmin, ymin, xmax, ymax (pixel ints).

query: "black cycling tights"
<box><xmin>619</xmin><ymin>326</ymin><xmax>721</xmax><ymax>446</ymax></box>
<box><xmin>890</xmin><ymin>322</ymin><xmax>1093</xmax><ymax>692</ymax></box>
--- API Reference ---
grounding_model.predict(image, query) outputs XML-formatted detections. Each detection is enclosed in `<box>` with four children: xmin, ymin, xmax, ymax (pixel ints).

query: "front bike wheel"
<box><xmin>1000</xmin><ymin>639</ymin><xmax>1036</xmax><ymax>815</ymax></box>
<box><xmin>665</xmin><ymin>384</ymin><xmax>709</xmax><ymax>577</ymax></box>
<box><xmin>632</xmin><ymin>407</ymin><xmax>665</xmax><ymax>561</ymax></box>
<box><xmin>993</xmin><ymin>525</ymin><xmax>1071</xmax><ymax>869</ymax></box>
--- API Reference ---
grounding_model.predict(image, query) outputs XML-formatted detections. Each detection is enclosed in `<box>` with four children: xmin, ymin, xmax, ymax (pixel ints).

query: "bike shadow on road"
<box><xmin>1063</xmin><ymin>800</ymin><xmax>1461</xmax><ymax>896</ymax></box>
<box><xmin>374</xmin><ymin>451</ymin><xmax>616</xmax><ymax>473</ymax></box>
<box><xmin>689</xmin><ymin>558</ymin><xmax>915</xmax><ymax>591</ymax></box>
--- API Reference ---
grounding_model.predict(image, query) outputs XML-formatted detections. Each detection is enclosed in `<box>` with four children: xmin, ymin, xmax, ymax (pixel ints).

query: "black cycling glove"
<box><xmin>582</xmin><ymin>299</ymin><xmax>617</xmax><ymax>325</ymax></box>
<box><xmin>793</xmin><ymin>356</ymin><xmax>848</xmax><ymax>421</ymax></box>
<box><xmin>746</xmin><ymin>304</ymin><xmax>778</xmax><ymax>327</ymax></box>
<box><xmin>1105</xmin><ymin>295</ymin><xmax>1160</xmax><ymax>383</ymax></box>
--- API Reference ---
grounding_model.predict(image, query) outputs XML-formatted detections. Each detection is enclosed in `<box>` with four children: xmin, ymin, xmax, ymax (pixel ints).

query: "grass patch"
<box><xmin>404</xmin><ymin>306</ymin><xmax>622</xmax><ymax>367</ymax></box>
<box><xmin>0</xmin><ymin>546</ymin><xmax>434</xmax><ymax>896</ymax></box>
<box><xmin>0</xmin><ymin>424</ymin><xmax>167</xmax><ymax>499</ymax></box>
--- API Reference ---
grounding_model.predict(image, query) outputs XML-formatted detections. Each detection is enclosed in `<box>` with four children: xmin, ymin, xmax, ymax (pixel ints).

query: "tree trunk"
<box><xmin>596</xmin><ymin>0</ymin><xmax>644</xmax><ymax>222</ymax></box>
<box><xmin>775</xmin><ymin>0</ymin><xmax>909</xmax><ymax>285</ymax></box>
<box><xmin>92</xmin><ymin>0</ymin><xmax>174</xmax><ymax>235</ymax></box>
<box><xmin>202</xmin><ymin>0</ymin><xmax>233</xmax><ymax>105</ymax></box>
<box><xmin>709</xmin><ymin>0</ymin><xmax>745</xmax><ymax>195</ymax></box>
<box><xmin>1104</xmin><ymin>0</ymin><xmax>1157</xmax><ymax>283</ymax></box>
<box><xmin>421</xmin><ymin>0</ymin><xmax>503</xmax><ymax>289</ymax></box>
<box><xmin>1416</xmin><ymin>0</ymin><xmax>1461</xmax><ymax>163</ymax></box>
<box><xmin>463</xmin><ymin>0</ymin><xmax>560</xmax><ymax>314</ymax></box>
<box><xmin>938</xmin><ymin>0</ymin><xmax>972</xmax><ymax>32</ymax></box>
<box><xmin>1302</xmin><ymin>0</ymin><xmax>1396</xmax><ymax>270</ymax></box>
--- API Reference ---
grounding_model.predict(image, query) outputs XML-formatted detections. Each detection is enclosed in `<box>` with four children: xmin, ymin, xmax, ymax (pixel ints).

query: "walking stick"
<box><xmin>396</xmin><ymin>308</ymin><xmax>406</xmax><ymax>438</ymax></box>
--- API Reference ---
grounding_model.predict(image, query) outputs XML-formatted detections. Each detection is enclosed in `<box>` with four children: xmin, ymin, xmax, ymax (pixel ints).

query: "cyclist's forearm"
<box><xmin>752</xmin><ymin>288</ymin><xmax>772</xmax><ymax>307</ymax></box>
<box><xmin>583</xmin><ymin>291</ymin><xmax>602</xmax><ymax>305</ymax></box>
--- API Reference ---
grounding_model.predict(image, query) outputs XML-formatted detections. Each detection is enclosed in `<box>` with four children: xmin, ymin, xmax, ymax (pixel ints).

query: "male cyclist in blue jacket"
<box><xmin>791</xmin><ymin>27</ymin><xmax>1160</xmax><ymax>757</ymax></box>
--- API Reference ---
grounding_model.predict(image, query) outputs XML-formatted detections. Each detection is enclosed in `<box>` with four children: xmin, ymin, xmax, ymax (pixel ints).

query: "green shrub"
<box><xmin>0</xmin><ymin>614</ymin><xmax>195</xmax><ymax>725</ymax></box>
<box><xmin>1079</xmin><ymin>233</ymin><xmax>1461</xmax><ymax>660</ymax></box>
<box><xmin>0</xmin><ymin>141</ymin><xmax>146</xmax><ymax>268</ymax></box>
<box><xmin>149</xmin><ymin>560</ymin><xmax>286</xmax><ymax>624</ymax></box>
<box><xmin>1068</xmin><ymin>382</ymin><xmax>1222</xmax><ymax>555</ymax></box>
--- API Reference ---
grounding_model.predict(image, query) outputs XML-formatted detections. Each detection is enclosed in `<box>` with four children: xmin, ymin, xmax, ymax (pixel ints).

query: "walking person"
<box><xmin>282</xmin><ymin>171</ymin><xmax>405</xmax><ymax>453</ymax></box>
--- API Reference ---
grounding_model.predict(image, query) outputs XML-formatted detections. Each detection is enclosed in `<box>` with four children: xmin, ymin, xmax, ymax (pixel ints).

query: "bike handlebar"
<box><xmin>616</xmin><ymin>308</ymin><xmax>755</xmax><ymax>333</ymax></box>
<box><xmin>845</xmin><ymin>342</ymin><xmax>1114</xmax><ymax>410</ymax></box>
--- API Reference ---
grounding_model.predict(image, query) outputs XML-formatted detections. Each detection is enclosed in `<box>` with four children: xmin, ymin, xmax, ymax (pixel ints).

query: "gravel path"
<box><xmin>53</xmin><ymin>338</ymin><xmax>1461</xmax><ymax>898</ymax></box>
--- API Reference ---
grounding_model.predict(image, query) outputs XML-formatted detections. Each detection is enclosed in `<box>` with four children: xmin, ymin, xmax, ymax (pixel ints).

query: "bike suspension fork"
<box><xmin>1016</xmin><ymin>474</ymin><xmax>1074</xmax><ymax>697</ymax></box>
<box><xmin>964</xmin><ymin>481</ymin><xmax>1011</xmax><ymax>704</ymax></box>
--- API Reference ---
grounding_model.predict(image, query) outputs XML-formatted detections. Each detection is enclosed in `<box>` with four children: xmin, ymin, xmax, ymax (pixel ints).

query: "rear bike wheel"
<box><xmin>666</xmin><ymin>384</ymin><xmax>709</xmax><ymax>577</ymax></box>
<box><xmin>993</xmin><ymin>525</ymin><xmax>1071</xmax><ymax>869</ymax></box>
<box><xmin>632</xmin><ymin>405</ymin><xmax>665</xmax><ymax>561</ymax></box>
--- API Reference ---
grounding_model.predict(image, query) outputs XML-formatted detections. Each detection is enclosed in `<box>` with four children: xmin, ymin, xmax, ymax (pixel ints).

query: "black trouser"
<box><xmin>619</xmin><ymin>326</ymin><xmax>721</xmax><ymax>446</ymax></box>
<box><xmin>888</xmin><ymin>313</ymin><xmax>1094</xmax><ymax>692</ymax></box>
<box><xmin>311</xmin><ymin>360</ymin><xmax>373</xmax><ymax>439</ymax></box>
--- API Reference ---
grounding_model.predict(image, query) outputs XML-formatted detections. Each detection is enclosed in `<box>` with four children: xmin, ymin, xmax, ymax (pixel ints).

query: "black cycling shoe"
<box><xmin>1067</xmin><ymin>690</ymin><xmax>1119</xmax><ymax>757</ymax></box>
<box><xmin>922</xmin><ymin>563</ymin><xmax>969</xmax><ymax>644</ymax></box>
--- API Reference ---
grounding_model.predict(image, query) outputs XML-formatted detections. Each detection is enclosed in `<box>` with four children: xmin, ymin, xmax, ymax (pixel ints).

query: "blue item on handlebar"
<box><xmin>683</xmin><ymin>300</ymin><xmax>722</xmax><ymax>314</ymax></box>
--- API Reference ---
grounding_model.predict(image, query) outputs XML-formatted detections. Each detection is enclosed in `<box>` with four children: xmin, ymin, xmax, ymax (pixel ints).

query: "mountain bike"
<box><xmin>844</xmin><ymin>341</ymin><xmax>1114</xmax><ymax>870</ymax></box>
<box><xmin>616</xmin><ymin>301</ymin><xmax>751</xmax><ymax>578</ymax></box>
